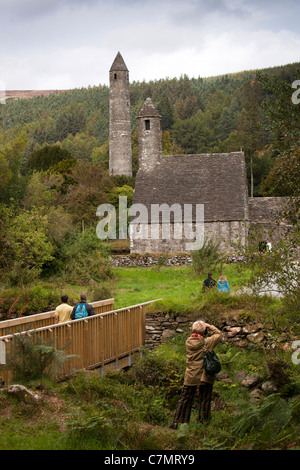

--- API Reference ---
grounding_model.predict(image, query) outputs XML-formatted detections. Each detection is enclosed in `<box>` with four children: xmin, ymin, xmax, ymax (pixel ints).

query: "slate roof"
<box><xmin>138</xmin><ymin>97</ymin><xmax>161</xmax><ymax>118</ymax></box>
<box><xmin>110</xmin><ymin>52</ymin><xmax>129</xmax><ymax>72</ymax></box>
<box><xmin>132</xmin><ymin>152</ymin><xmax>249</xmax><ymax>223</ymax></box>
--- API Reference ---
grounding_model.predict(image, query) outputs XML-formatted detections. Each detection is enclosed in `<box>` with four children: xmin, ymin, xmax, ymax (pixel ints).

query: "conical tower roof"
<box><xmin>138</xmin><ymin>97</ymin><xmax>161</xmax><ymax>118</ymax></box>
<box><xmin>110</xmin><ymin>52</ymin><xmax>128</xmax><ymax>72</ymax></box>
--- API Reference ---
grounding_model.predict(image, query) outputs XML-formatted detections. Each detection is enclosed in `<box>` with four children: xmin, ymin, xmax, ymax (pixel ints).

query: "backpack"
<box><xmin>75</xmin><ymin>302</ymin><xmax>88</xmax><ymax>319</ymax></box>
<box><xmin>202</xmin><ymin>338</ymin><xmax>221</xmax><ymax>376</ymax></box>
<box><xmin>218</xmin><ymin>281</ymin><xmax>230</xmax><ymax>293</ymax></box>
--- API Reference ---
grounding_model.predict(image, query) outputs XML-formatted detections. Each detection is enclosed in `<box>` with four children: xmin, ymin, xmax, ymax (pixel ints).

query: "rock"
<box><xmin>242</xmin><ymin>374</ymin><xmax>260</xmax><ymax>388</ymax></box>
<box><xmin>161</xmin><ymin>329</ymin><xmax>176</xmax><ymax>341</ymax></box>
<box><xmin>234</xmin><ymin>370</ymin><xmax>247</xmax><ymax>383</ymax></box>
<box><xmin>261</xmin><ymin>381</ymin><xmax>278</xmax><ymax>394</ymax></box>
<box><xmin>249</xmin><ymin>388</ymin><xmax>264</xmax><ymax>402</ymax></box>
<box><xmin>247</xmin><ymin>331</ymin><xmax>265</xmax><ymax>344</ymax></box>
<box><xmin>161</xmin><ymin>322</ymin><xmax>177</xmax><ymax>328</ymax></box>
<box><xmin>152</xmin><ymin>335</ymin><xmax>161</xmax><ymax>340</ymax></box>
<box><xmin>228</xmin><ymin>336</ymin><xmax>244</xmax><ymax>343</ymax></box>
<box><xmin>145</xmin><ymin>325</ymin><xmax>161</xmax><ymax>335</ymax></box>
<box><xmin>277</xmin><ymin>333</ymin><xmax>289</xmax><ymax>343</ymax></box>
<box><xmin>146</xmin><ymin>320</ymin><xmax>160</xmax><ymax>327</ymax></box>
<box><xmin>225</xmin><ymin>327</ymin><xmax>242</xmax><ymax>337</ymax></box>
<box><xmin>7</xmin><ymin>384</ymin><xmax>40</xmax><ymax>403</ymax></box>
<box><xmin>216</xmin><ymin>372</ymin><xmax>230</xmax><ymax>380</ymax></box>
<box><xmin>146</xmin><ymin>326</ymin><xmax>156</xmax><ymax>331</ymax></box>
<box><xmin>279</xmin><ymin>342</ymin><xmax>291</xmax><ymax>352</ymax></box>
<box><xmin>234</xmin><ymin>340</ymin><xmax>247</xmax><ymax>348</ymax></box>
<box><xmin>176</xmin><ymin>316</ymin><xmax>190</xmax><ymax>323</ymax></box>
<box><xmin>242</xmin><ymin>323</ymin><xmax>263</xmax><ymax>334</ymax></box>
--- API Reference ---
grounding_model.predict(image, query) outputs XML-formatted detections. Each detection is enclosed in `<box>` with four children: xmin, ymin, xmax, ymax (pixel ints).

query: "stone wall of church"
<box><xmin>248</xmin><ymin>197</ymin><xmax>291</xmax><ymax>246</ymax></box>
<box><xmin>130</xmin><ymin>220</ymin><xmax>248</xmax><ymax>254</ymax></box>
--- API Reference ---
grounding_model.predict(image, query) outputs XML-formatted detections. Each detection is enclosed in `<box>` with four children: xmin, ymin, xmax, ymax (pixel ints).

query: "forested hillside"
<box><xmin>1</xmin><ymin>61</ymin><xmax>299</xmax><ymax>189</ymax></box>
<box><xmin>0</xmin><ymin>61</ymin><xmax>299</xmax><ymax>293</ymax></box>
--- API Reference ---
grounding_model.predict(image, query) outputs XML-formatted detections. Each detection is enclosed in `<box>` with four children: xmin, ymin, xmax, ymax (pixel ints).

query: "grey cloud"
<box><xmin>0</xmin><ymin>0</ymin><xmax>100</xmax><ymax>21</ymax></box>
<box><xmin>168</xmin><ymin>0</ymin><xmax>253</xmax><ymax>26</ymax></box>
<box><xmin>0</xmin><ymin>0</ymin><xmax>299</xmax><ymax>89</ymax></box>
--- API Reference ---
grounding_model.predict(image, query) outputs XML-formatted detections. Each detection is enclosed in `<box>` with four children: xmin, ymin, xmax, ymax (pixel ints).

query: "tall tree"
<box><xmin>237</xmin><ymin>79</ymin><xmax>265</xmax><ymax>196</ymax></box>
<box><xmin>257</xmin><ymin>71</ymin><xmax>300</xmax><ymax>225</ymax></box>
<box><xmin>0</xmin><ymin>130</ymin><xmax>28</xmax><ymax>203</ymax></box>
<box><xmin>26</xmin><ymin>144</ymin><xmax>72</xmax><ymax>172</ymax></box>
<box><xmin>65</xmin><ymin>161</ymin><xmax>115</xmax><ymax>228</ymax></box>
<box><xmin>257</xmin><ymin>71</ymin><xmax>300</xmax><ymax>153</ymax></box>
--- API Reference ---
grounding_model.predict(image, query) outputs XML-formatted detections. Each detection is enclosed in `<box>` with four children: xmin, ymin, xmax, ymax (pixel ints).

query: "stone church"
<box><xmin>109</xmin><ymin>52</ymin><xmax>286</xmax><ymax>254</ymax></box>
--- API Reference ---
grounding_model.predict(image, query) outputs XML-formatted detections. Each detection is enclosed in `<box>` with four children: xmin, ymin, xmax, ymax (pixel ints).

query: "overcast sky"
<box><xmin>1</xmin><ymin>0</ymin><xmax>299</xmax><ymax>90</ymax></box>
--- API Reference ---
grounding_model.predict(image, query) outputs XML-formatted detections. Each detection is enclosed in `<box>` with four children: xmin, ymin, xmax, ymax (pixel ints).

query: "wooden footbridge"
<box><xmin>0</xmin><ymin>298</ymin><xmax>157</xmax><ymax>385</ymax></box>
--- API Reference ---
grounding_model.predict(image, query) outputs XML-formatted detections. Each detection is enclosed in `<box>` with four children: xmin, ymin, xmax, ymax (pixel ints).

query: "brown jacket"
<box><xmin>184</xmin><ymin>325</ymin><xmax>222</xmax><ymax>386</ymax></box>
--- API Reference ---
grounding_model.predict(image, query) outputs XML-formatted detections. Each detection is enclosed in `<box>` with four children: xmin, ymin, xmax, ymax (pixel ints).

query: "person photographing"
<box><xmin>170</xmin><ymin>320</ymin><xmax>222</xmax><ymax>428</ymax></box>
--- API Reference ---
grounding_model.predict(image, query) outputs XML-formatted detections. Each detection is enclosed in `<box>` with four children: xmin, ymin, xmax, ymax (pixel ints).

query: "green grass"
<box><xmin>111</xmin><ymin>265</ymin><xmax>284</xmax><ymax>328</ymax></box>
<box><xmin>112</xmin><ymin>264</ymin><xmax>249</xmax><ymax>309</ymax></box>
<box><xmin>1</xmin><ymin>338</ymin><xmax>299</xmax><ymax>451</ymax></box>
<box><xmin>112</xmin><ymin>266</ymin><xmax>198</xmax><ymax>308</ymax></box>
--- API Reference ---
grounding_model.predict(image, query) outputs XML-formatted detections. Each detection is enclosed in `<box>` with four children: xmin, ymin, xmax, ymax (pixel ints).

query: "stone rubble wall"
<box><xmin>110</xmin><ymin>253</ymin><xmax>244</xmax><ymax>267</ymax></box>
<box><xmin>110</xmin><ymin>254</ymin><xmax>193</xmax><ymax>267</ymax></box>
<box><xmin>145</xmin><ymin>312</ymin><xmax>294</xmax><ymax>352</ymax></box>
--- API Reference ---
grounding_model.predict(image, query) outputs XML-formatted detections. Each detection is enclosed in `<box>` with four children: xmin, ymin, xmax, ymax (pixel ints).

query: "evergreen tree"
<box><xmin>27</xmin><ymin>144</ymin><xmax>72</xmax><ymax>172</ymax></box>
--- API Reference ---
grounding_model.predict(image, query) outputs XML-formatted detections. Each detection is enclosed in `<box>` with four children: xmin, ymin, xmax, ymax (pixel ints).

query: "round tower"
<box><xmin>109</xmin><ymin>52</ymin><xmax>132</xmax><ymax>176</ymax></box>
<box><xmin>137</xmin><ymin>97</ymin><xmax>162</xmax><ymax>172</ymax></box>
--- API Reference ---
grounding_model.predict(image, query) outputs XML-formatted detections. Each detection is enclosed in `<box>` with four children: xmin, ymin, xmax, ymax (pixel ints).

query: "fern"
<box><xmin>231</xmin><ymin>394</ymin><xmax>300</xmax><ymax>449</ymax></box>
<box><xmin>6</xmin><ymin>327</ymin><xmax>78</xmax><ymax>382</ymax></box>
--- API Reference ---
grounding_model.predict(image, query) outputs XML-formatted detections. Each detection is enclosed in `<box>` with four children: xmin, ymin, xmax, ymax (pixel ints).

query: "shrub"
<box><xmin>90</xmin><ymin>284</ymin><xmax>113</xmax><ymax>302</ymax></box>
<box><xmin>0</xmin><ymin>284</ymin><xmax>62</xmax><ymax>319</ymax></box>
<box><xmin>132</xmin><ymin>349</ymin><xmax>184</xmax><ymax>404</ymax></box>
<box><xmin>66</xmin><ymin>414</ymin><xmax>123</xmax><ymax>449</ymax></box>
<box><xmin>57</xmin><ymin>229</ymin><xmax>115</xmax><ymax>284</ymax></box>
<box><xmin>267</xmin><ymin>358</ymin><xmax>292</xmax><ymax>390</ymax></box>
<box><xmin>5</xmin><ymin>329</ymin><xmax>76</xmax><ymax>382</ymax></box>
<box><xmin>62</xmin><ymin>252</ymin><xmax>115</xmax><ymax>285</ymax></box>
<box><xmin>2</xmin><ymin>262</ymin><xmax>41</xmax><ymax>287</ymax></box>
<box><xmin>191</xmin><ymin>238</ymin><xmax>226</xmax><ymax>275</ymax></box>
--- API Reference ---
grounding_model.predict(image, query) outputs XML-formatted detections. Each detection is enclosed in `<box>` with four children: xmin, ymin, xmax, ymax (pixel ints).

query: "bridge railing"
<box><xmin>0</xmin><ymin>298</ymin><xmax>115</xmax><ymax>337</ymax></box>
<box><xmin>0</xmin><ymin>300</ymin><xmax>157</xmax><ymax>385</ymax></box>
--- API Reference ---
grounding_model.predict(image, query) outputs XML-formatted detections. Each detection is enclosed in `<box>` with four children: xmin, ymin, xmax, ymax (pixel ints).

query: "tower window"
<box><xmin>145</xmin><ymin>119</ymin><xmax>150</xmax><ymax>130</ymax></box>
<box><xmin>114</xmin><ymin>73</ymin><xmax>117</xmax><ymax>80</ymax></box>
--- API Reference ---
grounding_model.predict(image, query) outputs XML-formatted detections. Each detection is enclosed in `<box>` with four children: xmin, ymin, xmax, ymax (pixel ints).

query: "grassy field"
<box><xmin>112</xmin><ymin>263</ymin><xmax>250</xmax><ymax>309</ymax></box>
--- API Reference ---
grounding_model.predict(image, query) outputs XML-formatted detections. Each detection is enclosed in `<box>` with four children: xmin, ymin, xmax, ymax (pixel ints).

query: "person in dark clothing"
<box><xmin>202</xmin><ymin>271</ymin><xmax>217</xmax><ymax>292</ymax></box>
<box><xmin>71</xmin><ymin>294</ymin><xmax>96</xmax><ymax>320</ymax></box>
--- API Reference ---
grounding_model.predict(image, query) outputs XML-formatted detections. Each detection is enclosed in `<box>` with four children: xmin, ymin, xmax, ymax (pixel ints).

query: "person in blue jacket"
<box><xmin>71</xmin><ymin>294</ymin><xmax>95</xmax><ymax>319</ymax></box>
<box><xmin>218</xmin><ymin>275</ymin><xmax>230</xmax><ymax>293</ymax></box>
